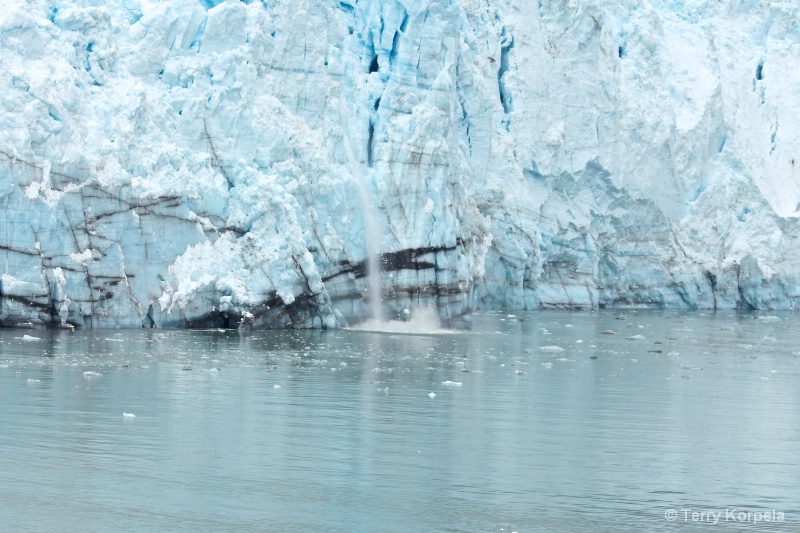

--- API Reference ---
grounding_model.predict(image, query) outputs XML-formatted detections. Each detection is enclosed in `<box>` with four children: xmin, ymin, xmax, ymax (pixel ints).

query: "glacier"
<box><xmin>1</xmin><ymin>0</ymin><xmax>800</xmax><ymax>329</ymax></box>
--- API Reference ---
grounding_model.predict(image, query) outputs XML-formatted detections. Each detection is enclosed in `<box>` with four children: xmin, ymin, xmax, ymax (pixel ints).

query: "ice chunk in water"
<box><xmin>540</xmin><ymin>346</ymin><xmax>565</xmax><ymax>353</ymax></box>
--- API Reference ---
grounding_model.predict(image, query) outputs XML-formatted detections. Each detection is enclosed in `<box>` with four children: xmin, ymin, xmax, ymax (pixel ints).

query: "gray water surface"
<box><xmin>1</xmin><ymin>311</ymin><xmax>799</xmax><ymax>532</ymax></box>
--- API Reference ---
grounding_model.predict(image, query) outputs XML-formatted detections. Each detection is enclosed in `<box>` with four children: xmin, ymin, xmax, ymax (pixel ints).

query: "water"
<box><xmin>1</xmin><ymin>310</ymin><xmax>800</xmax><ymax>532</ymax></box>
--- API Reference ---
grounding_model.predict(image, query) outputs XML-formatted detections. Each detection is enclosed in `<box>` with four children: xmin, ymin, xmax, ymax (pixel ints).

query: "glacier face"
<box><xmin>1</xmin><ymin>0</ymin><xmax>799</xmax><ymax>328</ymax></box>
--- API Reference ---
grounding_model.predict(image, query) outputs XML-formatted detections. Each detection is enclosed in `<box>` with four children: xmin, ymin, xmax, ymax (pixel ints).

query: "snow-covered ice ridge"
<box><xmin>1</xmin><ymin>0</ymin><xmax>799</xmax><ymax>329</ymax></box>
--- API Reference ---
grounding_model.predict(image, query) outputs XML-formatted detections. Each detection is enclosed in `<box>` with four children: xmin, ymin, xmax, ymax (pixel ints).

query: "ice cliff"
<box><xmin>1</xmin><ymin>0</ymin><xmax>799</xmax><ymax>328</ymax></box>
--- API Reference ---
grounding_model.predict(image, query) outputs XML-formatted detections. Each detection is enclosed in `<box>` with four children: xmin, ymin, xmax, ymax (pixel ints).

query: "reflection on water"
<box><xmin>1</xmin><ymin>311</ymin><xmax>800</xmax><ymax>532</ymax></box>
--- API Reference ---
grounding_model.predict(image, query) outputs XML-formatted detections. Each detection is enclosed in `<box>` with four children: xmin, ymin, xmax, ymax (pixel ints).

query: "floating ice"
<box><xmin>627</xmin><ymin>335</ymin><xmax>647</xmax><ymax>341</ymax></box>
<box><xmin>22</xmin><ymin>335</ymin><xmax>40</xmax><ymax>342</ymax></box>
<box><xmin>122</xmin><ymin>413</ymin><xmax>136</xmax><ymax>418</ymax></box>
<box><xmin>540</xmin><ymin>346</ymin><xmax>565</xmax><ymax>353</ymax></box>
<box><xmin>441</xmin><ymin>381</ymin><xmax>462</xmax><ymax>386</ymax></box>
<box><xmin>428</xmin><ymin>392</ymin><xmax>436</xmax><ymax>398</ymax></box>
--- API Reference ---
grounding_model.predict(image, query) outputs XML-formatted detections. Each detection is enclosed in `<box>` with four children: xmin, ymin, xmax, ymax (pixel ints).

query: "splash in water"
<box><xmin>347</xmin><ymin>307</ymin><xmax>452</xmax><ymax>335</ymax></box>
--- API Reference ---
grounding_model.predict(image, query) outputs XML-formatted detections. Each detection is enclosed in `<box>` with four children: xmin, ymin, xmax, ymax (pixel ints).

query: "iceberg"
<box><xmin>1</xmin><ymin>0</ymin><xmax>800</xmax><ymax>329</ymax></box>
